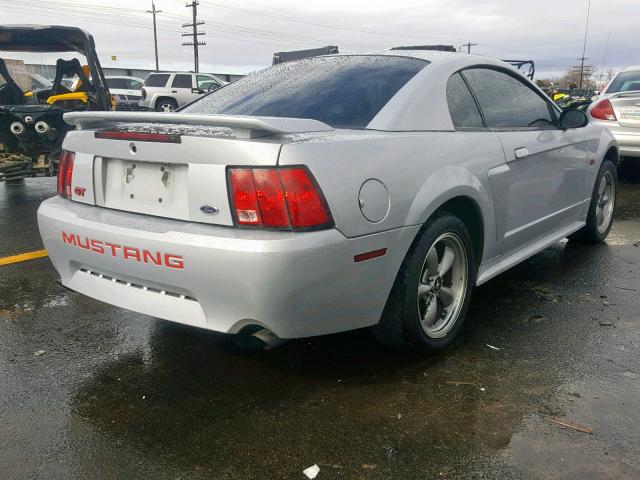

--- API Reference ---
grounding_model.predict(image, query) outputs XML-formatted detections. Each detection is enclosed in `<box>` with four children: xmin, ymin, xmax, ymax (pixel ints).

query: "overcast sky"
<box><xmin>1</xmin><ymin>0</ymin><xmax>639</xmax><ymax>78</ymax></box>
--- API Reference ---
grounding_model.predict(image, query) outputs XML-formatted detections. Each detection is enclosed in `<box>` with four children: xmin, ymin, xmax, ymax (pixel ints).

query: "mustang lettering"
<box><xmin>61</xmin><ymin>232</ymin><xmax>184</xmax><ymax>269</ymax></box>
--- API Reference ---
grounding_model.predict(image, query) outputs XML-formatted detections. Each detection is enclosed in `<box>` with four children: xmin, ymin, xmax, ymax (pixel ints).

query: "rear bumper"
<box><xmin>38</xmin><ymin>197</ymin><xmax>418</xmax><ymax>338</ymax></box>
<box><xmin>138</xmin><ymin>98</ymin><xmax>154</xmax><ymax>109</ymax></box>
<box><xmin>591</xmin><ymin>119</ymin><xmax>640</xmax><ymax>158</ymax></box>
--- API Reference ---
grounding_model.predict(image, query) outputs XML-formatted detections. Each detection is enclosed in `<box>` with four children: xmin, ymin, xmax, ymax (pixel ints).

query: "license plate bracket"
<box><xmin>122</xmin><ymin>161</ymin><xmax>174</xmax><ymax>206</ymax></box>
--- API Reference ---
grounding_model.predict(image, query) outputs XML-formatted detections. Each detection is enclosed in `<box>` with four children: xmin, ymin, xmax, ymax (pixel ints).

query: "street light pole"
<box><xmin>579</xmin><ymin>0</ymin><xmax>591</xmax><ymax>90</ymax></box>
<box><xmin>146</xmin><ymin>1</ymin><xmax>162</xmax><ymax>71</ymax></box>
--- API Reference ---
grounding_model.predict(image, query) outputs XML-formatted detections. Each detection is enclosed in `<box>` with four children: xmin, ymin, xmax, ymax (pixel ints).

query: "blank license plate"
<box><xmin>122</xmin><ymin>161</ymin><xmax>175</xmax><ymax>206</ymax></box>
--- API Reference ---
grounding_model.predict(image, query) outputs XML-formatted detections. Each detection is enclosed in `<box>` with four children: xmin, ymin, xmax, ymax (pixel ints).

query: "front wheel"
<box><xmin>374</xmin><ymin>213</ymin><xmax>477</xmax><ymax>354</ymax></box>
<box><xmin>570</xmin><ymin>160</ymin><xmax>617</xmax><ymax>244</ymax></box>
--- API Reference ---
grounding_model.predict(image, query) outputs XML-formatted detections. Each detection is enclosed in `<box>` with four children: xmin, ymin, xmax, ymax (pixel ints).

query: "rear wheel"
<box><xmin>374</xmin><ymin>213</ymin><xmax>477</xmax><ymax>354</ymax></box>
<box><xmin>156</xmin><ymin>98</ymin><xmax>178</xmax><ymax>112</ymax></box>
<box><xmin>570</xmin><ymin>160</ymin><xmax>617</xmax><ymax>244</ymax></box>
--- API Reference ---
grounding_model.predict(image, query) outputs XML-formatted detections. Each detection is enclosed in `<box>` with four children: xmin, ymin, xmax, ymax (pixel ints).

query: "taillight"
<box><xmin>95</xmin><ymin>130</ymin><xmax>181</xmax><ymax>143</ymax></box>
<box><xmin>590</xmin><ymin>99</ymin><xmax>617</xmax><ymax>121</ymax></box>
<box><xmin>141</xmin><ymin>87</ymin><xmax>147</xmax><ymax>100</ymax></box>
<box><xmin>57</xmin><ymin>150</ymin><xmax>75</xmax><ymax>199</ymax></box>
<box><xmin>228</xmin><ymin>166</ymin><xmax>333</xmax><ymax>231</ymax></box>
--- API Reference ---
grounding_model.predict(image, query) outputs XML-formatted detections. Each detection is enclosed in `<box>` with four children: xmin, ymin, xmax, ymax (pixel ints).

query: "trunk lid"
<box><xmin>609</xmin><ymin>91</ymin><xmax>640</xmax><ymax>128</ymax></box>
<box><xmin>62</xmin><ymin>112</ymin><xmax>333</xmax><ymax>226</ymax></box>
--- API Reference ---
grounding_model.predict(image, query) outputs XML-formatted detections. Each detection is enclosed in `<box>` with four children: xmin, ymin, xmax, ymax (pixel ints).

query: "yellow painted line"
<box><xmin>0</xmin><ymin>249</ymin><xmax>48</xmax><ymax>266</ymax></box>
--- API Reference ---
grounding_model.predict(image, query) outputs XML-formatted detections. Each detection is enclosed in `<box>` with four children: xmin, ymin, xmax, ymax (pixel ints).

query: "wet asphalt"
<box><xmin>1</xmin><ymin>163</ymin><xmax>639</xmax><ymax>480</ymax></box>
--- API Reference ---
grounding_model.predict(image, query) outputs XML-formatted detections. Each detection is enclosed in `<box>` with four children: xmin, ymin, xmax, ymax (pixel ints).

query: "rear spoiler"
<box><xmin>610</xmin><ymin>90</ymin><xmax>640</xmax><ymax>99</ymax></box>
<box><xmin>502</xmin><ymin>59</ymin><xmax>535</xmax><ymax>80</ymax></box>
<box><xmin>64</xmin><ymin>111</ymin><xmax>334</xmax><ymax>139</ymax></box>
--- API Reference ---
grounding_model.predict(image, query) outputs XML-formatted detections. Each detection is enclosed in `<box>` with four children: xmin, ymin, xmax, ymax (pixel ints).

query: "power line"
<box><xmin>194</xmin><ymin>0</ymin><xmax>464</xmax><ymax>44</ymax></box>
<box><xmin>182</xmin><ymin>1</ymin><xmax>206</xmax><ymax>72</ymax></box>
<box><xmin>0</xmin><ymin>1</ymin><xmax>320</xmax><ymax>50</ymax></box>
<box><xmin>0</xmin><ymin>1</ymin><xmax>181</xmax><ymax>33</ymax></box>
<box><xmin>1</xmin><ymin>0</ymin><xmax>474</xmax><ymax>66</ymax></box>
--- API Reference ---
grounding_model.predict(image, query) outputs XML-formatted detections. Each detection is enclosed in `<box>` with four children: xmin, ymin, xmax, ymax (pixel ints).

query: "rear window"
<box><xmin>183</xmin><ymin>55</ymin><xmax>428</xmax><ymax>128</ymax></box>
<box><xmin>144</xmin><ymin>73</ymin><xmax>170</xmax><ymax>87</ymax></box>
<box><xmin>607</xmin><ymin>70</ymin><xmax>640</xmax><ymax>93</ymax></box>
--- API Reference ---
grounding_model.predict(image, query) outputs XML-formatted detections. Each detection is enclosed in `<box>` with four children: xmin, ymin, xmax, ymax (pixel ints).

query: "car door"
<box><xmin>196</xmin><ymin>74</ymin><xmax>222</xmax><ymax>93</ymax></box>
<box><xmin>462</xmin><ymin>67</ymin><xmax>590</xmax><ymax>255</ymax></box>
<box><xmin>170</xmin><ymin>73</ymin><xmax>195</xmax><ymax>107</ymax></box>
<box><xmin>105</xmin><ymin>77</ymin><xmax>124</xmax><ymax>95</ymax></box>
<box><xmin>124</xmin><ymin>78</ymin><xmax>142</xmax><ymax>97</ymax></box>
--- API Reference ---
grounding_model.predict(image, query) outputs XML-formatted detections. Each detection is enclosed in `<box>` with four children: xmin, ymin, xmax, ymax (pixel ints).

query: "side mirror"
<box><xmin>191</xmin><ymin>88</ymin><xmax>205</xmax><ymax>94</ymax></box>
<box><xmin>559</xmin><ymin>109</ymin><xmax>589</xmax><ymax>129</ymax></box>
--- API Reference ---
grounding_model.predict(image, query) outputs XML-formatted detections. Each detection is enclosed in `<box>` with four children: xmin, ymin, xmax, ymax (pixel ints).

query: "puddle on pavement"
<box><xmin>69</xmin><ymin>245</ymin><xmax>614</xmax><ymax>479</ymax></box>
<box><xmin>64</xmin><ymin>222</ymin><xmax>640</xmax><ymax>478</ymax></box>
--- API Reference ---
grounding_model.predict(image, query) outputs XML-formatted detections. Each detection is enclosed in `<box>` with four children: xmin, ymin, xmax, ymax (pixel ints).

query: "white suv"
<box><xmin>140</xmin><ymin>72</ymin><xmax>225</xmax><ymax>112</ymax></box>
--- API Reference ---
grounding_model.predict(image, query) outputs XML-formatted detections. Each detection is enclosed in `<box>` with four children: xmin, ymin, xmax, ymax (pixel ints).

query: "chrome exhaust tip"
<box><xmin>10</xmin><ymin>122</ymin><xmax>24</xmax><ymax>135</ymax></box>
<box><xmin>35</xmin><ymin>121</ymin><xmax>50</xmax><ymax>134</ymax></box>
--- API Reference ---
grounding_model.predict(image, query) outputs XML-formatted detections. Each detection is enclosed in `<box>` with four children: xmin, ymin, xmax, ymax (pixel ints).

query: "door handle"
<box><xmin>171</xmin><ymin>90</ymin><xmax>177</xmax><ymax>93</ymax></box>
<box><xmin>514</xmin><ymin>147</ymin><xmax>529</xmax><ymax>159</ymax></box>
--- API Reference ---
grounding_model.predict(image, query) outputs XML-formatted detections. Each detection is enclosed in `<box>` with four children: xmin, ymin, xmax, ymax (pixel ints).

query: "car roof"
<box><xmin>620</xmin><ymin>65</ymin><xmax>640</xmax><ymax>72</ymax></box>
<box><xmin>106</xmin><ymin>75</ymin><xmax>144</xmax><ymax>81</ymax></box>
<box><xmin>0</xmin><ymin>24</ymin><xmax>95</xmax><ymax>55</ymax></box>
<box><xmin>358</xmin><ymin>50</ymin><xmax>546</xmax><ymax>131</ymax></box>
<box><xmin>338</xmin><ymin>50</ymin><xmax>507</xmax><ymax>68</ymax></box>
<box><xmin>148</xmin><ymin>71</ymin><xmax>210</xmax><ymax>75</ymax></box>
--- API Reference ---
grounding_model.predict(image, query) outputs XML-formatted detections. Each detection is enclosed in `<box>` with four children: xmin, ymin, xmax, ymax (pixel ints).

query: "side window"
<box><xmin>106</xmin><ymin>78</ymin><xmax>125</xmax><ymax>89</ymax></box>
<box><xmin>144</xmin><ymin>74</ymin><xmax>170</xmax><ymax>87</ymax></box>
<box><xmin>127</xmin><ymin>79</ymin><xmax>143</xmax><ymax>90</ymax></box>
<box><xmin>171</xmin><ymin>74</ymin><xmax>192</xmax><ymax>89</ymax></box>
<box><xmin>197</xmin><ymin>75</ymin><xmax>219</xmax><ymax>90</ymax></box>
<box><xmin>462</xmin><ymin>68</ymin><xmax>555</xmax><ymax>129</ymax></box>
<box><xmin>446</xmin><ymin>73</ymin><xmax>484</xmax><ymax>129</ymax></box>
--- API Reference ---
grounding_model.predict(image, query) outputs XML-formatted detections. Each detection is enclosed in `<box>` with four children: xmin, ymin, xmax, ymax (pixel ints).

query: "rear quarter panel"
<box><xmin>583</xmin><ymin>123</ymin><xmax>618</xmax><ymax>188</ymax></box>
<box><xmin>278</xmin><ymin>131</ymin><xmax>506</xmax><ymax>263</ymax></box>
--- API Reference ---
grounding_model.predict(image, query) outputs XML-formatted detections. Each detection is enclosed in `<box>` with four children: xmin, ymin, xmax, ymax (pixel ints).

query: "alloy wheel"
<box><xmin>596</xmin><ymin>170</ymin><xmax>615</xmax><ymax>234</ymax></box>
<box><xmin>417</xmin><ymin>232</ymin><xmax>468</xmax><ymax>338</ymax></box>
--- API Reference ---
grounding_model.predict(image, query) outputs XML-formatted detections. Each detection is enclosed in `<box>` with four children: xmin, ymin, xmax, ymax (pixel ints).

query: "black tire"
<box><xmin>374</xmin><ymin>213</ymin><xmax>478</xmax><ymax>354</ymax></box>
<box><xmin>570</xmin><ymin>160</ymin><xmax>617</xmax><ymax>244</ymax></box>
<box><xmin>155</xmin><ymin>98</ymin><xmax>178</xmax><ymax>112</ymax></box>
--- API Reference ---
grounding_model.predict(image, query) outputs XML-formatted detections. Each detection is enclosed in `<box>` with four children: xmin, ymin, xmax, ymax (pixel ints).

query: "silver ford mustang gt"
<box><xmin>38</xmin><ymin>51</ymin><xmax>618</xmax><ymax>354</ymax></box>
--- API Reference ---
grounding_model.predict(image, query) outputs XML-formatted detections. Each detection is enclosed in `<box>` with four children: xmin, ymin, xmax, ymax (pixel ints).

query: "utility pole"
<box><xmin>579</xmin><ymin>0</ymin><xmax>592</xmax><ymax>90</ymax></box>
<box><xmin>182</xmin><ymin>1</ymin><xmax>205</xmax><ymax>73</ymax></box>
<box><xmin>146</xmin><ymin>1</ymin><xmax>162</xmax><ymax>71</ymax></box>
<box><xmin>577</xmin><ymin>55</ymin><xmax>588</xmax><ymax>90</ymax></box>
<box><xmin>571</xmin><ymin>61</ymin><xmax>593</xmax><ymax>90</ymax></box>
<box><xmin>460</xmin><ymin>42</ymin><xmax>478</xmax><ymax>54</ymax></box>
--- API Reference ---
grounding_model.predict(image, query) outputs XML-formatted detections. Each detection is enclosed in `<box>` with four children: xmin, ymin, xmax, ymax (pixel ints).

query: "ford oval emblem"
<box><xmin>200</xmin><ymin>205</ymin><xmax>219</xmax><ymax>215</ymax></box>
